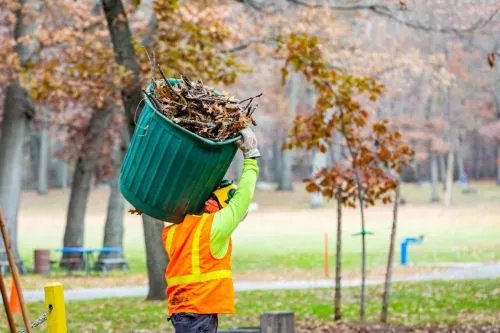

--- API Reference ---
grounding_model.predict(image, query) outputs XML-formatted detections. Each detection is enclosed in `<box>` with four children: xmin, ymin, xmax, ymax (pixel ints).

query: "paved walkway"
<box><xmin>10</xmin><ymin>262</ymin><xmax>498</xmax><ymax>303</ymax></box>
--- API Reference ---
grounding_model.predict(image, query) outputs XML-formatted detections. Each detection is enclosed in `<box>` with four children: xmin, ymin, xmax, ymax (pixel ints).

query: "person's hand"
<box><xmin>236</xmin><ymin>127</ymin><xmax>261</xmax><ymax>159</ymax></box>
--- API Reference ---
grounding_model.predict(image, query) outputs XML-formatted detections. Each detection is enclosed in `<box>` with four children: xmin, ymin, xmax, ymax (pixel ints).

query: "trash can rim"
<box><xmin>143</xmin><ymin>81</ymin><xmax>242</xmax><ymax>146</ymax></box>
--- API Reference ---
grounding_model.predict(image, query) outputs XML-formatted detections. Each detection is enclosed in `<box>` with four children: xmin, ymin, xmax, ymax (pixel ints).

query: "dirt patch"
<box><xmin>296</xmin><ymin>322</ymin><xmax>500</xmax><ymax>333</ymax></box>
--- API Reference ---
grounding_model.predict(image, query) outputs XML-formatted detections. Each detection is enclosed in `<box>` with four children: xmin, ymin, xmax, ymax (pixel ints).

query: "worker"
<box><xmin>162</xmin><ymin>127</ymin><xmax>260</xmax><ymax>333</ymax></box>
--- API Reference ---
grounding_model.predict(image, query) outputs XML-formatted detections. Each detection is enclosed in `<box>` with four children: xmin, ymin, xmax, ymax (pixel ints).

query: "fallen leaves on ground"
<box><xmin>297</xmin><ymin>322</ymin><xmax>500</xmax><ymax>333</ymax></box>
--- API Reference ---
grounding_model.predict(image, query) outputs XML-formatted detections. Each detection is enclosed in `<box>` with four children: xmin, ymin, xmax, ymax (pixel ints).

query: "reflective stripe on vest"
<box><xmin>165</xmin><ymin>214</ymin><xmax>232</xmax><ymax>287</ymax></box>
<box><xmin>166</xmin><ymin>224</ymin><xmax>177</xmax><ymax>258</ymax></box>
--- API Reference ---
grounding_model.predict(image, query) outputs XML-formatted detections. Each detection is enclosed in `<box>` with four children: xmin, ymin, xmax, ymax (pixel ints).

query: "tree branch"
<box><xmin>234</xmin><ymin>0</ymin><xmax>270</xmax><ymax>10</ymax></box>
<box><xmin>221</xmin><ymin>38</ymin><xmax>278</xmax><ymax>53</ymax></box>
<box><xmin>369</xmin><ymin>2</ymin><xmax>500</xmax><ymax>34</ymax></box>
<box><xmin>282</xmin><ymin>0</ymin><xmax>500</xmax><ymax>34</ymax></box>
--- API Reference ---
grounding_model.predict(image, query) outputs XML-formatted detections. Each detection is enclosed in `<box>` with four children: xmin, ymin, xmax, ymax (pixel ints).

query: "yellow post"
<box><xmin>44</xmin><ymin>283</ymin><xmax>67</xmax><ymax>333</ymax></box>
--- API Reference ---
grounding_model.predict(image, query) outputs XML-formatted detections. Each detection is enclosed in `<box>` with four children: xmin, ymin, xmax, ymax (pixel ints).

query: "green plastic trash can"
<box><xmin>119</xmin><ymin>81</ymin><xmax>240</xmax><ymax>223</ymax></box>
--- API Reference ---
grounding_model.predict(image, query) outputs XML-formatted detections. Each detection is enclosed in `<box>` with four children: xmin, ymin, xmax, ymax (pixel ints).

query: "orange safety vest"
<box><xmin>163</xmin><ymin>213</ymin><xmax>235</xmax><ymax>315</ymax></box>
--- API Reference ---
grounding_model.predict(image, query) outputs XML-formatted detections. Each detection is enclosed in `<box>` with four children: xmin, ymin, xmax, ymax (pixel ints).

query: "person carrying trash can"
<box><xmin>162</xmin><ymin>127</ymin><xmax>260</xmax><ymax>333</ymax></box>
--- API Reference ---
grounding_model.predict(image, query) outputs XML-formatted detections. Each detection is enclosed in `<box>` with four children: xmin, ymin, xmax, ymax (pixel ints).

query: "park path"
<box><xmin>14</xmin><ymin>262</ymin><xmax>500</xmax><ymax>303</ymax></box>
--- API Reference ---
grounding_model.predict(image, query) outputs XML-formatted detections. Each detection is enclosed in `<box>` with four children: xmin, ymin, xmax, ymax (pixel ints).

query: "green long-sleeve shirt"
<box><xmin>210</xmin><ymin>158</ymin><xmax>259</xmax><ymax>258</ymax></box>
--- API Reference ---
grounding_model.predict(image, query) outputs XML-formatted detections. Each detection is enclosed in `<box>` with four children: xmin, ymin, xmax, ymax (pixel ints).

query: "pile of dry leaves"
<box><xmin>143</xmin><ymin>75</ymin><xmax>260</xmax><ymax>141</ymax></box>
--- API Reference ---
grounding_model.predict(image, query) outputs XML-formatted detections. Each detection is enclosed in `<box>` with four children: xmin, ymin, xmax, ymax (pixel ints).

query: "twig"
<box><xmin>157</xmin><ymin>65</ymin><xmax>170</xmax><ymax>87</ymax></box>
<box><xmin>174</xmin><ymin>118</ymin><xmax>218</xmax><ymax>129</ymax></box>
<box><xmin>142</xmin><ymin>90</ymin><xmax>162</xmax><ymax>112</ymax></box>
<box><xmin>141</xmin><ymin>45</ymin><xmax>156</xmax><ymax>87</ymax></box>
<box><xmin>157</xmin><ymin>66</ymin><xmax>188</xmax><ymax>108</ymax></box>
<box><xmin>239</xmin><ymin>93</ymin><xmax>263</xmax><ymax>104</ymax></box>
<box><xmin>181</xmin><ymin>75</ymin><xmax>193</xmax><ymax>89</ymax></box>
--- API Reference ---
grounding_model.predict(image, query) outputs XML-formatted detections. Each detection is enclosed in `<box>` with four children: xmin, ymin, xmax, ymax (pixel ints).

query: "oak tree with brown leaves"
<box><xmin>278</xmin><ymin>32</ymin><xmax>414</xmax><ymax>321</ymax></box>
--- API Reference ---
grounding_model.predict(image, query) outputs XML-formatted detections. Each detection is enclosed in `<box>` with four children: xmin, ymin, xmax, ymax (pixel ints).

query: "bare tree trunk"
<box><xmin>496</xmin><ymin>142</ymin><xmax>500</xmax><ymax>186</ymax></box>
<box><xmin>277</xmin><ymin>139</ymin><xmax>294</xmax><ymax>191</ymax></box>
<box><xmin>380</xmin><ymin>185</ymin><xmax>400</xmax><ymax>322</ymax></box>
<box><xmin>61</xmin><ymin>107</ymin><xmax>113</xmax><ymax>259</ymax></box>
<box><xmin>55</xmin><ymin>160</ymin><xmax>68</xmax><ymax>189</ymax></box>
<box><xmin>97</xmin><ymin>135</ymin><xmax>128</xmax><ymax>266</ymax></box>
<box><xmin>273</xmin><ymin>140</ymin><xmax>282</xmax><ymax>183</ymax></box>
<box><xmin>277</xmin><ymin>75</ymin><xmax>298</xmax><ymax>192</ymax></box>
<box><xmin>100</xmin><ymin>0</ymin><xmax>167</xmax><ymax>300</ymax></box>
<box><xmin>457</xmin><ymin>149</ymin><xmax>465</xmax><ymax>180</ymax></box>
<box><xmin>37</xmin><ymin>108</ymin><xmax>49</xmax><ymax>195</ymax></box>
<box><xmin>30</xmin><ymin>133</ymin><xmax>40</xmax><ymax>189</ymax></box>
<box><xmin>0</xmin><ymin>0</ymin><xmax>42</xmax><ymax>270</ymax></box>
<box><xmin>100</xmin><ymin>0</ymin><xmax>142</xmax><ymax>135</ymax></box>
<box><xmin>430</xmin><ymin>152</ymin><xmax>440</xmax><ymax>202</ymax></box>
<box><xmin>358</xmin><ymin>190</ymin><xmax>367</xmax><ymax>321</ymax></box>
<box><xmin>257</xmin><ymin>144</ymin><xmax>273</xmax><ymax>182</ymax></box>
<box><xmin>142</xmin><ymin>215</ymin><xmax>169</xmax><ymax>300</ymax></box>
<box><xmin>334</xmin><ymin>191</ymin><xmax>342</xmax><ymax>321</ymax></box>
<box><xmin>54</xmin><ymin>140</ymin><xmax>68</xmax><ymax>189</ymax></box>
<box><xmin>0</xmin><ymin>84</ymin><xmax>33</xmax><ymax>270</ymax></box>
<box><xmin>310</xmin><ymin>149</ymin><xmax>327</xmax><ymax>208</ymax></box>
<box><xmin>305</xmin><ymin>87</ymin><xmax>324</xmax><ymax>207</ymax></box>
<box><xmin>444</xmin><ymin>149</ymin><xmax>454</xmax><ymax>207</ymax></box>
<box><xmin>439</xmin><ymin>154</ymin><xmax>446</xmax><ymax>187</ymax></box>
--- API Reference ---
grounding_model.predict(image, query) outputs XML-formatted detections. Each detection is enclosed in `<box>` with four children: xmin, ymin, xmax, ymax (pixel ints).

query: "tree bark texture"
<box><xmin>100</xmin><ymin>0</ymin><xmax>168</xmax><ymax>300</ymax></box>
<box><xmin>429</xmin><ymin>152</ymin><xmax>440</xmax><ymax>202</ymax></box>
<box><xmin>142</xmin><ymin>215</ymin><xmax>168</xmax><ymax>300</ymax></box>
<box><xmin>444</xmin><ymin>149</ymin><xmax>454</xmax><ymax>207</ymax></box>
<box><xmin>380</xmin><ymin>185</ymin><xmax>400</xmax><ymax>323</ymax></box>
<box><xmin>100</xmin><ymin>0</ymin><xmax>142</xmax><ymax>136</ymax></box>
<box><xmin>62</xmin><ymin>107</ymin><xmax>113</xmax><ymax>258</ymax></box>
<box><xmin>0</xmin><ymin>0</ymin><xmax>41</xmax><ymax>270</ymax></box>
<box><xmin>97</xmin><ymin>135</ymin><xmax>128</xmax><ymax>266</ymax></box>
<box><xmin>0</xmin><ymin>84</ymin><xmax>33</xmax><ymax>270</ymax></box>
<box><xmin>334</xmin><ymin>192</ymin><xmax>342</xmax><ymax>321</ymax></box>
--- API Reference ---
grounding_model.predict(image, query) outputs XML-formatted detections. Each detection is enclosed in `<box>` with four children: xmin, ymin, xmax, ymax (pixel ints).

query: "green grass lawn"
<box><xmin>4</xmin><ymin>278</ymin><xmax>499</xmax><ymax>332</ymax></box>
<box><xmin>15</xmin><ymin>181</ymin><xmax>500</xmax><ymax>281</ymax></box>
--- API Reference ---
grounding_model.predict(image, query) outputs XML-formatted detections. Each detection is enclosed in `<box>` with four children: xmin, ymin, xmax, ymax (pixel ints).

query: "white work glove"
<box><xmin>237</xmin><ymin>127</ymin><xmax>261</xmax><ymax>159</ymax></box>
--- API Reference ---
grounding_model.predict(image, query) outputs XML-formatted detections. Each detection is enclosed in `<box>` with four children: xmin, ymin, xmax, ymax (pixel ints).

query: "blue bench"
<box><xmin>56</xmin><ymin>247</ymin><xmax>127</xmax><ymax>275</ymax></box>
<box><xmin>94</xmin><ymin>247</ymin><xmax>129</xmax><ymax>274</ymax></box>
